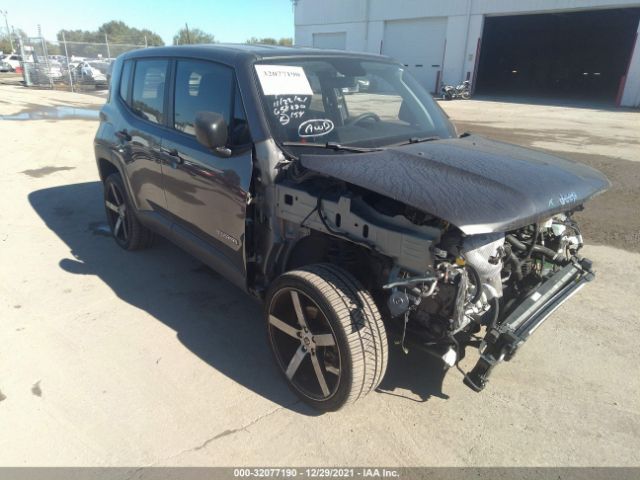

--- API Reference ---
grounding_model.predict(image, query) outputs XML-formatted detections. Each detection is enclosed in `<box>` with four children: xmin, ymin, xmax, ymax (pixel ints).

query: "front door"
<box><xmin>161</xmin><ymin>59</ymin><xmax>253</xmax><ymax>278</ymax></box>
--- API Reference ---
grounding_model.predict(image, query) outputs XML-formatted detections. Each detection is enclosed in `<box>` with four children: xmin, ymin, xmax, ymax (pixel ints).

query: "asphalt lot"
<box><xmin>1</xmin><ymin>84</ymin><xmax>639</xmax><ymax>466</ymax></box>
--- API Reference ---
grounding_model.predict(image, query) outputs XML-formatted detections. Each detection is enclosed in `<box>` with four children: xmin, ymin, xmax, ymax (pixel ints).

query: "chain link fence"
<box><xmin>18</xmin><ymin>35</ymin><xmax>147</xmax><ymax>91</ymax></box>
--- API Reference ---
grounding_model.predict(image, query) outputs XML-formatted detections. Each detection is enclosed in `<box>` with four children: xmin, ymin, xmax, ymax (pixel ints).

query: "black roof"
<box><xmin>123</xmin><ymin>43</ymin><xmax>394</xmax><ymax>65</ymax></box>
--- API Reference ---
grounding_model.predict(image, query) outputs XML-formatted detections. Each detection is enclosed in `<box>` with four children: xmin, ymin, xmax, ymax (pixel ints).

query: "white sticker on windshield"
<box><xmin>255</xmin><ymin>65</ymin><xmax>313</xmax><ymax>96</ymax></box>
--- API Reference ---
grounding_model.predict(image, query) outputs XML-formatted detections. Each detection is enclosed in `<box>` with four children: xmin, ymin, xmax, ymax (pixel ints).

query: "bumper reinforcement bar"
<box><xmin>463</xmin><ymin>258</ymin><xmax>594</xmax><ymax>392</ymax></box>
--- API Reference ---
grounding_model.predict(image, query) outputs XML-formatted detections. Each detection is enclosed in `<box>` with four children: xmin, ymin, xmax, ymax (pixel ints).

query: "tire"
<box><xmin>103</xmin><ymin>172</ymin><xmax>154</xmax><ymax>250</ymax></box>
<box><xmin>462</xmin><ymin>91</ymin><xmax>471</xmax><ymax>100</ymax></box>
<box><xmin>265</xmin><ymin>263</ymin><xmax>388</xmax><ymax>411</ymax></box>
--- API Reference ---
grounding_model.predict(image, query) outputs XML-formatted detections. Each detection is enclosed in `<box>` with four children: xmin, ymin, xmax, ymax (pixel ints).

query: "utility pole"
<box><xmin>62</xmin><ymin>31</ymin><xmax>74</xmax><ymax>92</ymax></box>
<box><xmin>185</xmin><ymin>23</ymin><xmax>191</xmax><ymax>44</ymax></box>
<box><xmin>1</xmin><ymin>10</ymin><xmax>14</xmax><ymax>52</ymax></box>
<box><xmin>105</xmin><ymin>33</ymin><xmax>111</xmax><ymax>59</ymax></box>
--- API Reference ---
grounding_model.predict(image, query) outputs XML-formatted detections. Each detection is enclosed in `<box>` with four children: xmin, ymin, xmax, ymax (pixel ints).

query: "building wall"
<box><xmin>294</xmin><ymin>0</ymin><xmax>640</xmax><ymax>106</ymax></box>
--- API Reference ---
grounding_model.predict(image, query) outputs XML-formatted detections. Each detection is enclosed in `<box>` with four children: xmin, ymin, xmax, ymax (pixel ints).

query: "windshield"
<box><xmin>254</xmin><ymin>58</ymin><xmax>456</xmax><ymax>152</ymax></box>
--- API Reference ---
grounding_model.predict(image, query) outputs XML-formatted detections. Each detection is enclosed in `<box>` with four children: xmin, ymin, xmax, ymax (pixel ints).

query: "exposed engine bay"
<box><xmin>275</xmin><ymin>175</ymin><xmax>595</xmax><ymax>391</ymax></box>
<box><xmin>385</xmin><ymin>212</ymin><xmax>585</xmax><ymax>342</ymax></box>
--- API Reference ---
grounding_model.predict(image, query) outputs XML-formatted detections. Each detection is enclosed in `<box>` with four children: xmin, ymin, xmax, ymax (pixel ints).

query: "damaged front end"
<box><xmin>463</xmin><ymin>257</ymin><xmax>594</xmax><ymax>392</ymax></box>
<box><xmin>274</xmin><ymin>135</ymin><xmax>610</xmax><ymax>393</ymax></box>
<box><xmin>380</xmin><ymin>212</ymin><xmax>595</xmax><ymax>391</ymax></box>
<box><xmin>274</xmin><ymin>170</ymin><xmax>598</xmax><ymax>392</ymax></box>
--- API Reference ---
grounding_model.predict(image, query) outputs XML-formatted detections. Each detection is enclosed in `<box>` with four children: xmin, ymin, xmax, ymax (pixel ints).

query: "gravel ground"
<box><xmin>0</xmin><ymin>85</ymin><xmax>639</xmax><ymax>467</ymax></box>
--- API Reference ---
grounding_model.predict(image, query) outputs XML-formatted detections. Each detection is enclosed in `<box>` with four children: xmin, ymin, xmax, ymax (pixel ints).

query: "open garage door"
<box><xmin>475</xmin><ymin>8</ymin><xmax>640</xmax><ymax>103</ymax></box>
<box><xmin>383</xmin><ymin>17</ymin><xmax>446</xmax><ymax>94</ymax></box>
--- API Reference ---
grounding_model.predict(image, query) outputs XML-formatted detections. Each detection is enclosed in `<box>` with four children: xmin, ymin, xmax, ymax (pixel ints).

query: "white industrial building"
<box><xmin>294</xmin><ymin>0</ymin><xmax>640</xmax><ymax>107</ymax></box>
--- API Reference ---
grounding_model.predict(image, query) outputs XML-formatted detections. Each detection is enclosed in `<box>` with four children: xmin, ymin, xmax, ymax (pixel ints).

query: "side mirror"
<box><xmin>195</xmin><ymin>111</ymin><xmax>231</xmax><ymax>157</ymax></box>
<box><xmin>357</xmin><ymin>79</ymin><xmax>370</xmax><ymax>92</ymax></box>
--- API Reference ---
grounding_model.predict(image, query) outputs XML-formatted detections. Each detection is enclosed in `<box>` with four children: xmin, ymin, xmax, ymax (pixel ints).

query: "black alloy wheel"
<box><xmin>268</xmin><ymin>287</ymin><xmax>342</xmax><ymax>402</ymax></box>
<box><xmin>266</xmin><ymin>264</ymin><xmax>388</xmax><ymax>411</ymax></box>
<box><xmin>103</xmin><ymin>173</ymin><xmax>154</xmax><ymax>250</ymax></box>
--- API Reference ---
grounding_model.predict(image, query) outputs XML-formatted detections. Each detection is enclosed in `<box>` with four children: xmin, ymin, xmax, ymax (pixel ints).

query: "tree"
<box><xmin>173</xmin><ymin>26</ymin><xmax>215</xmax><ymax>45</ymax></box>
<box><xmin>57</xmin><ymin>21</ymin><xmax>164</xmax><ymax>46</ymax></box>
<box><xmin>0</xmin><ymin>37</ymin><xmax>10</xmax><ymax>53</ymax></box>
<box><xmin>98</xmin><ymin>21</ymin><xmax>163</xmax><ymax>46</ymax></box>
<box><xmin>246</xmin><ymin>37</ymin><xmax>293</xmax><ymax>46</ymax></box>
<box><xmin>0</xmin><ymin>28</ymin><xmax>27</xmax><ymax>53</ymax></box>
<box><xmin>0</xmin><ymin>35</ymin><xmax>13</xmax><ymax>53</ymax></box>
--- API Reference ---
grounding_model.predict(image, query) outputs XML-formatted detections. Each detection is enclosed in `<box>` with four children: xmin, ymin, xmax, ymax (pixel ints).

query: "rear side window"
<box><xmin>131</xmin><ymin>59</ymin><xmax>168</xmax><ymax>124</ymax></box>
<box><xmin>119</xmin><ymin>60</ymin><xmax>133</xmax><ymax>103</ymax></box>
<box><xmin>174</xmin><ymin>59</ymin><xmax>233</xmax><ymax>136</ymax></box>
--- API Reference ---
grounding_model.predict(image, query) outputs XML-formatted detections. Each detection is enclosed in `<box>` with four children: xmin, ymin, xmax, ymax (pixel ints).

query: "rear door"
<box><xmin>116</xmin><ymin>58</ymin><xmax>169</xmax><ymax>213</ymax></box>
<box><xmin>160</xmin><ymin>58</ymin><xmax>253</xmax><ymax>281</ymax></box>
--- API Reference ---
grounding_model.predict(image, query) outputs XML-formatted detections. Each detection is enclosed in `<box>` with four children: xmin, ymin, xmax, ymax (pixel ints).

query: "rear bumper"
<box><xmin>463</xmin><ymin>258</ymin><xmax>594</xmax><ymax>392</ymax></box>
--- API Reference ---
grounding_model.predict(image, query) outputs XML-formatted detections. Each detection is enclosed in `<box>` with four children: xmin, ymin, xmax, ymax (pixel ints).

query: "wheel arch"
<box><xmin>276</xmin><ymin>231</ymin><xmax>390</xmax><ymax>292</ymax></box>
<box><xmin>97</xmin><ymin>157</ymin><xmax>120</xmax><ymax>183</ymax></box>
<box><xmin>96</xmin><ymin>156</ymin><xmax>141</xmax><ymax>213</ymax></box>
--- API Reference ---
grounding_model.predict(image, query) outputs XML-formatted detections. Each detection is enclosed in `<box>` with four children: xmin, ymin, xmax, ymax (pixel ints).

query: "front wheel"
<box><xmin>265</xmin><ymin>264</ymin><xmax>388</xmax><ymax>411</ymax></box>
<box><xmin>461</xmin><ymin>91</ymin><xmax>471</xmax><ymax>100</ymax></box>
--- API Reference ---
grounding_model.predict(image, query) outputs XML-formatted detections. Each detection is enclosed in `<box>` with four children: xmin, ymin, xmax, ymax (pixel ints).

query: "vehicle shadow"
<box><xmin>376</xmin><ymin>345</ymin><xmax>450</xmax><ymax>402</ymax></box>
<box><xmin>29</xmin><ymin>181</ymin><xmax>453</xmax><ymax>413</ymax></box>
<box><xmin>376</xmin><ymin>334</ymin><xmax>480</xmax><ymax>402</ymax></box>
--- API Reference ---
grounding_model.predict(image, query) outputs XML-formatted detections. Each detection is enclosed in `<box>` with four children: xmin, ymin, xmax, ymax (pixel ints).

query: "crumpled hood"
<box><xmin>300</xmin><ymin>135</ymin><xmax>610</xmax><ymax>234</ymax></box>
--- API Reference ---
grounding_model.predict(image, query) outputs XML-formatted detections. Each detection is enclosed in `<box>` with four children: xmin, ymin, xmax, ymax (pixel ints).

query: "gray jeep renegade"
<box><xmin>94</xmin><ymin>44</ymin><xmax>609</xmax><ymax>411</ymax></box>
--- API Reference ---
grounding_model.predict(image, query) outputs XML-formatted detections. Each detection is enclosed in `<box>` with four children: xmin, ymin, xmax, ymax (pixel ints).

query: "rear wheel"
<box><xmin>104</xmin><ymin>173</ymin><xmax>154</xmax><ymax>250</ymax></box>
<box><xmin>266</xmin><ymin>264</ymin><xmax>388</xmax><ymax>411</ymax></box>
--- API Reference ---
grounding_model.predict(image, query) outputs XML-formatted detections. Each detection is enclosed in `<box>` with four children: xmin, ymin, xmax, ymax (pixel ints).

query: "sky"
<box><xmin>2</xmin><ymin>0</ymin><xmax>295</xmax><ymax>45</ymax></box>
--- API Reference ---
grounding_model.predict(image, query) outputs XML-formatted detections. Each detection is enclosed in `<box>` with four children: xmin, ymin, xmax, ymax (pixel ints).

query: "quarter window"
<box><xmin>119</xmin><ymin>60</ymin><xmax>133</xmax><ymax>104</ymax></box>
<box><xmin>131</xmin><ymin>59</ymin><xmax>168</xmax><ymax>124</ymax></box>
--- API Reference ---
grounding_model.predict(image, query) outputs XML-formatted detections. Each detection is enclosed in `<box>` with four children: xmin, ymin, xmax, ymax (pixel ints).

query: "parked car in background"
<box><xmin>95</xmin><ymin>45</ymin><xmax>609</xmax><ymax>411</ymax></box>
<box><xmin>46</xmin><ymin>61</ymin><xmax>63</xmax><ymax>80</ymax></box>
<box><xmin>73</xmin><ymin>61</ymin><xmax>108</xmax><ymax>87</ymax></box>
<box><xmin>23</xmin><ymin>60</ymin><xmax>64</xmax><ymax>84</ymax></box>
<box><xmin>0</xmin><ymin>54</ymin><xmax>22</xmax><ymax>72</ymax></box>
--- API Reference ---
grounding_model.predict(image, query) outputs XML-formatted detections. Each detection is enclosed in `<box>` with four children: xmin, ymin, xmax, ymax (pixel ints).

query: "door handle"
<box><xmin>160</xmin><ymin>146</ymin><xmax>184</xmax><ymax>165</ymax></box>
<box><xmin>161</xmin><ymin>146</ymin><xmax>179</xmax><ymax>156</ymax></box>
<box><xmin>115</xmin><ymin>129</ymin><xmax>131</xmax><ymax>142</ymax></box>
